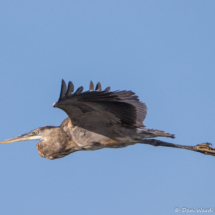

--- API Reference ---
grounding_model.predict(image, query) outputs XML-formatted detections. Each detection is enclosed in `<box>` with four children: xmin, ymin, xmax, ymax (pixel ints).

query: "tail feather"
<box><xmin>137</xmin><ymin>128</ymin><xmax>175</xmax><ymax>139</ymax></box>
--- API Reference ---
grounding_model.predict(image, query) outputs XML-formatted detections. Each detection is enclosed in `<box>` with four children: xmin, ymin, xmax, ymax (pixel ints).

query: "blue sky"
<box><xmin>0</xmin><ymin>1</ymin><xmax>215</xmax><ymax>214</ymax></box>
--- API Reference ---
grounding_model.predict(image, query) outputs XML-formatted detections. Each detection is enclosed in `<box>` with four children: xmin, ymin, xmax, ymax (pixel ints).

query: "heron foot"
<box><xmin>195</xmin><ymin>142</ymin><xmax>215</xmax><ymax>156</ymax></box>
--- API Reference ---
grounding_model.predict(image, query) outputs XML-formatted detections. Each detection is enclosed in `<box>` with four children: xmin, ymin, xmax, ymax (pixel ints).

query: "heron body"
<box><xmin>36</xmin><ymin>116</ymin><xmax>173</xmax><ymax>159</ymax></box>
<box><xmin>1</xmin><ymin>80</ymin><xmax>214</xmax><ymax>159</ymax></box>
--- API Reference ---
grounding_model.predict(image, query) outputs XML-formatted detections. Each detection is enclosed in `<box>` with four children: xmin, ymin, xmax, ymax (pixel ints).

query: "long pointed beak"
<box><xmin>0</xmin><ymin>133</ymin><xmax>32</xmax><ymax>144</ymax></box>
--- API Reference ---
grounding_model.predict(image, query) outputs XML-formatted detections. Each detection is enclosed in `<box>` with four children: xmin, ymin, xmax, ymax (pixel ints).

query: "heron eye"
<box><xmin>34</xmin><ymin>130</ymin><xmax>39</xmax><ymax>135</ymax></box>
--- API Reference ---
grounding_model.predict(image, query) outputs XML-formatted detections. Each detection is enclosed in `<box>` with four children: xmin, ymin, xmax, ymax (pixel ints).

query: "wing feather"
<box><xmin>95</xmin><ymin>82</ymin><xmax>102</xmax><ymax>91</ymax></box>
<box><xmin>89</xmin><ymin>81</ymin><xmax>94</xmax><ymax>91</ymax></box>
<box><xmin>66</xmin><ymin>81</ymin><xmax>74</xmax><ymax>96</ymax></box>
<box><xmin>60</xmin><ymin>79</ymin><xmax>67</xmax><ymax>99</ymax></box>
<box><xmin>74</xmin><ymin>86</ymin><xmax>84</xmax><ymax>95</ymax></box>
<box><xmin>54</xmin><ymin>80</ymin><xmax>147</xmax><ymax>128</ymax></box>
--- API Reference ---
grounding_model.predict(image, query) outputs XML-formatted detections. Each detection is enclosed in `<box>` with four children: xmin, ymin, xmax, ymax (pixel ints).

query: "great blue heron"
<box><xmin>0</xmin><ymin>80</ymin><xmax>214</xmax><ymax>159</ymax></box>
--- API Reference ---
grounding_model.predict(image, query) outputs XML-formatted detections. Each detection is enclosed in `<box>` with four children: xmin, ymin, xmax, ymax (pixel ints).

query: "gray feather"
<box><xmin>104</xmin><ymin>86</ymin><xmax>111</xmax><ymax>92</ymax></box>
<box><xmin>95</xmin><ymin>82</ymin><xmax>102</xmax><ymax>91</ymax></box>
<box><xmin>66</xmin><ymin>81</ymin><xmax>74</xmax><ymax>96</ymax></box>
<box><xmin>89</xmin><ymin>81</ymin><xmax>94</xmax><ymax>91</ymax></box>
<box><xmin>60</xmin><ymin>79</ymin><xmax>67</xmax><ymax>99</ymax></box>
<box><xmin>74</xmin><ymin>86</ymin><xmax>84</xmax><ymax>95</ymax></box>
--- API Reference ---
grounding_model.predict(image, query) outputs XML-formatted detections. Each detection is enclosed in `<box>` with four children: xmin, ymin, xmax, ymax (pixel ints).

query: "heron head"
<box><xmin>0</xmin><ymin>126</ymin><xmax>56</xmax><ymax>144</ymax></box>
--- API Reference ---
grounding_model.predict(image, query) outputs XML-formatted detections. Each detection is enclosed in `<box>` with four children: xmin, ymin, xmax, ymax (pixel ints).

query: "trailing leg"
<box><xmin>138</xmin><ymin>139</ymin><xmax>215</xmax><ymax>157</ymax></box>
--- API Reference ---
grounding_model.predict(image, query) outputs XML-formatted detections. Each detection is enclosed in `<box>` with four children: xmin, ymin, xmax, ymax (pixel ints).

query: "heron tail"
<box><xmin>137</xmin><ymin>128</ymin><xmax>175</xmax><ymax>139</ymax></box>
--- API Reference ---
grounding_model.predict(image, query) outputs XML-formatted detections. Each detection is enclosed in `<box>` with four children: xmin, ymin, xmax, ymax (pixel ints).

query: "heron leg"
<box><xmin>138</xmin><ymin>139</ymin><xmax>215</xmax><ymax>157</ymax></box>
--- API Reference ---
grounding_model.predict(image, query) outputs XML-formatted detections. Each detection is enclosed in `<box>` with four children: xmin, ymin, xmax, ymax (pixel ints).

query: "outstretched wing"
<box><xmin>53</xmin><ymin>80</ymin><xmax>147</xmax><ymax>128</ymax></box>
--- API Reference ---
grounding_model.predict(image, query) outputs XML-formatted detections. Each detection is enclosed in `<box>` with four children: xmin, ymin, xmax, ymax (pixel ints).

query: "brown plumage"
<box><xmin>1</xmin><ymin>80</ymin><xmax>215</xmax><ymax>159</ymax></box>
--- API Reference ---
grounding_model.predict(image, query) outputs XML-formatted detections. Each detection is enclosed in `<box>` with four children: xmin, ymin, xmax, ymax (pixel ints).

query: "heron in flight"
<box><xmin>1</xmin><ymin>80</ymin><xmax>214</xmax><ymax>159</ymax></box>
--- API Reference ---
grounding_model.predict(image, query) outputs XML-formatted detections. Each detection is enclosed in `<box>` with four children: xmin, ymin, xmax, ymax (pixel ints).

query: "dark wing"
<box><xmin>53</xmin><ymin>80</ymin><xmax>147</xmax><ymax>128</ymax></box>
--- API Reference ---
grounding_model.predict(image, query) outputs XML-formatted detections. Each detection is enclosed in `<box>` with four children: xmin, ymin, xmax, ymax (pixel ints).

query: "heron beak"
<box><xmin>0</xmin><ymin>133</ymin><xmax>32</xmax><ymax>144</ymax></box>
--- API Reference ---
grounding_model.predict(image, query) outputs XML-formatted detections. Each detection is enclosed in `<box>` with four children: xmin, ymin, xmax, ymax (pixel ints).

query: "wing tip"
<box><xmin>95</xmin><ymin>82</ymin><xmax>102</xmax><ymax>91</ymax></box>
<box><xmin>66</xmin><ymin>81</ymin><xmax>74</xmax><ymax>95</ymax></box>
<box><xmin>60</xmin><ymin>79</ymin><xmax>67</xmax><ymax>99</ymax></box>
<box><xmin>89</xmin><ymin>81</ymin><xmax>94</xmax><ymax>91</ymax></box>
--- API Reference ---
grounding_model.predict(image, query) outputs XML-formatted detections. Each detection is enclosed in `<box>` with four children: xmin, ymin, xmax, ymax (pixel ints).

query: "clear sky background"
<box><xmin>0</xmin><ymin>1</ymin><xmax>215</xmax><ymax>215</ymax></box>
